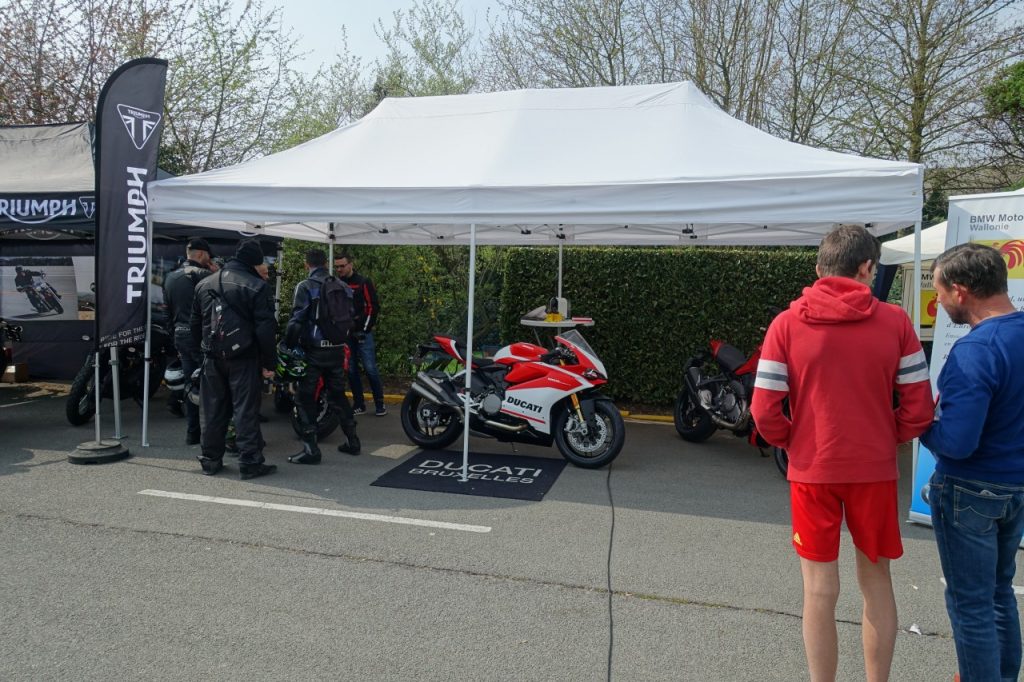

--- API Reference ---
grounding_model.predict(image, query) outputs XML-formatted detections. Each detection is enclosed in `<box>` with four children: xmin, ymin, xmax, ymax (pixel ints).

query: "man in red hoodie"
<box><xmin>751</xmin><ymin>224</ymin><xmax>934</xmax><ymax>682</ymax></box>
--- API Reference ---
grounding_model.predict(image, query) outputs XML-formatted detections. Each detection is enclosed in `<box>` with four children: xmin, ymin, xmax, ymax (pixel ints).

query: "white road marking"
<box><xmin>940</xmin><ymin>577</ymin><xmax>1024</xmax><ymax>596</ymax></box>
<box><xmin>138</xmin><ymin>489</ymin><xmax>491</xmax><ymax>533</ymax></box>
<box><xmin>0</xmin><ymin>400</ymin><xmax>37</xmax><ymax>408</ymax></box>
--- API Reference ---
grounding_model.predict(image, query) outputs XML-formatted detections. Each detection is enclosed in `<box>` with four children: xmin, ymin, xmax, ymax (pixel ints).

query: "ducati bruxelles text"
<box><xmin>409</xmin><ymin>460</ymin><xmax>541</xmax><ymax>484</ymax></box>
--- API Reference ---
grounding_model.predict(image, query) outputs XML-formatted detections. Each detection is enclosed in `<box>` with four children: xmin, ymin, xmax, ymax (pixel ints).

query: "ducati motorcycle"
<box><xmin>401</xmin><ymin>330</ymin><xmax>625</xmax><ymax>469</ymax></box>
<box><xmin>65</xmin><ymin>308</ymin><xmax>175</xmax><ymax>425</ymax></box>
<box><xmin>673</xmin><ymin>312</ymin><xmax>789</xmax><ymax>476</ymax></box>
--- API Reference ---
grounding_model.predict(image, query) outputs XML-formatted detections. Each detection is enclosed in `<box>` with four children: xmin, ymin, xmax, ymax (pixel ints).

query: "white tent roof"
<box><xmin>880</xmin><ymin>221</ymin><xmax>947</xmax><ymax>265</ymax></box>
<box><xmin>149</xmin><ymin>82</ymin><xmax>922</xmax><ymax>246</ymax></box>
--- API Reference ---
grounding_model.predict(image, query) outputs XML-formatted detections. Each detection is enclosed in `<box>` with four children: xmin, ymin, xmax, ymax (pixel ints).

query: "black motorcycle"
<box><xmin>65</xmin><ymin>309</ymin><xmax>175</xmax><ymax>426</ymax></box>
<box><xmin>1</xmin><ymin>318</ymin><xmax>23</xmax><ymax>377</ymax></box>
<box><xmin>271</xmin><ymin>343</ymin><xmax>340</xmax><ymax>441</ymax></box>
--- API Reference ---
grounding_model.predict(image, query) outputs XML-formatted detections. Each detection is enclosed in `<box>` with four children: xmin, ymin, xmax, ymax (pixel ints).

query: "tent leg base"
<box><xmin>68</xmin><ymin>439</ymin><xmax>130</xmax><ymax>465</ymax></box>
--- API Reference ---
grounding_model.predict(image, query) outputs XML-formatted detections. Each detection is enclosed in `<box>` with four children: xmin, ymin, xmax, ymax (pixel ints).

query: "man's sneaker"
<box><xmin>197</xmin><ymin>456</ymin><xmax>223</xmax><ymax>476</ymax></box>
<box><xmin>352</xmin><ymin>406</ymin><xmax>366</xmax><ymax>415</ymax></box>
<box><xmin>375</xmin><ymin>406</ymin><xmax>388</xmax><ymax>416</ymax></box>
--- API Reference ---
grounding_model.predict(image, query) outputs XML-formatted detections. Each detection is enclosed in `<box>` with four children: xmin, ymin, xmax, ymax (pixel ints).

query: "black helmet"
<box><xmin>15</xmin><ymin>266</ymin><xmax>23</xmax><ymax>272</ymax></box>
<box><xmin>276</xmin><ymin>342</ymin><xmax>307</xmax><ymax>379</ymax></box>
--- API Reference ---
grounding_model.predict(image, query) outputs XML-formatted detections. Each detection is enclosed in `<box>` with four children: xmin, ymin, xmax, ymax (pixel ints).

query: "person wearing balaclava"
<box><xmin>190</xmin><ymin>239</ymin><xmax>277</xmax><ymax>479</ymax></box>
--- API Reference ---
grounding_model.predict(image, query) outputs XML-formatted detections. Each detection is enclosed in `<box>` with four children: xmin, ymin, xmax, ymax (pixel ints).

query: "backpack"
<box><xmin>207</xmin><ymin>272</ymin><xmax>254</xmax><ymax>359</ymax></box>
<box><xmin>308</xmin><ymin>275</ymin><xmax>354</xmax><ymax>345</ymax></box>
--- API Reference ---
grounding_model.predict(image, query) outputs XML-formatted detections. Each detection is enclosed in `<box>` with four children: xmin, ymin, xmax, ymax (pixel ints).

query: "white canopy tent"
<box><xmin>145</xmin><ymin>81</ymin><xmax>925</xmax><ymax>472</ymax></box>
<box><xmin>881</xmin><ymin>221</ymin><xmax>947</xmax><ymax>266</ymax></box>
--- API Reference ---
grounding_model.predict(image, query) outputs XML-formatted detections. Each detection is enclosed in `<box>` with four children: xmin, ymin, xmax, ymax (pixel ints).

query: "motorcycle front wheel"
<box><xmin>773</xmin><ymin>447</ymin><xmax>789</xmax><ymax>478</ymax></box>
<box><xmin>554</xmin><ymin>399</ymin><xmax>625</xmax><ymax>469</ymax></box>
<box><xmin>66</xmin><ymin>361</ymin><xmax>96</xmax><ymax>425</ymax></box>
<box><xmin>400</xmin><ymin>390</ymin><xmax>462</xmax><ymax>450</ymax></box>
<box><xmin>673</xmin><ymin>389</ymin><xmax>716</xmax><ymax>442</ymax></box>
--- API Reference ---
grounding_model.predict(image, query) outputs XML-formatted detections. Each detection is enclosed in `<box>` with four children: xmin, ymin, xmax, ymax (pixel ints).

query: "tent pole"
<box><xmin>912</xmin><ymin>221</ymin><xmax>922</xmax><ymax>338</ymax></box>
<box><xmin>93</xmin><ymin>351</ymin><xmax>102</xmax><ymax>443</ymax></box>
<box><xmin>461</xmin><ymin>224</ymin><xmax>477</xmax><ymax>483</ymax></box>
<box><xmin>141</xmin><ymin>214</ymin><xmax>154</xmax><ymax>447</ymax></box>
<box><xmin>274</xmin><ymin>244</ymin><xmax>283</xmax><ymax>320</ymax></box>
<box><xmin>110</xmin><ymin>347</ymin><xmax>122</xmax><ymax>438</ymax></box>
<box><xmin>328</xmin><ymin>222</ymin><xmax>335</xmax><ymax>263</ymax></box>
<box><xmin>557</xmin><ymin>243</ymin><xmax>563</xmax><ymax>299</ymax></box>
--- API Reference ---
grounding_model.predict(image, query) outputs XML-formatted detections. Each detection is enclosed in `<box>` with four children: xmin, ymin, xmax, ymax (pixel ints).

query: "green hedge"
<box><xmin>277</xmin><ymin>241</ymin><xmax>817</xmax><ymax>405</ymax></box>
<box><xmin>499</xmin><ymin>247</ymin><xmax>817</xmax><ymax>404</ymax></box>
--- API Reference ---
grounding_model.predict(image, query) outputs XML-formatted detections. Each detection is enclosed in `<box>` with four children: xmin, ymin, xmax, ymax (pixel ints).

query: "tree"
<box><xmin>159</xmin><ymin>0</ymin><xmax>302</xmax><ymax>174</ymax></box>
<box><xmin>841</xmin><ymin>0</ymin><xmax>1024</xmax><ymax>168</ymax></box>
<box><xmin>980</xmin><ymin>60</ymin><xmax>1024</xmax><ymax>185</ymax></box>
<box><xmin>0</xmin><ymin>0</ymin><xmax>189</xmax><ymax>125</ymax></box>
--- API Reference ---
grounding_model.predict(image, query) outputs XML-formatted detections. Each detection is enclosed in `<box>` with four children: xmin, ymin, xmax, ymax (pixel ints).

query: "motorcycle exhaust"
<box><xmin>411</xmin><ymin>375</ymin><xmax>465</xmax><ymax>421</ymax></box>
<box><xmin>480</xmin><ymin>419</ymin><xmax>528</xmax><ymax>433</ymax></box>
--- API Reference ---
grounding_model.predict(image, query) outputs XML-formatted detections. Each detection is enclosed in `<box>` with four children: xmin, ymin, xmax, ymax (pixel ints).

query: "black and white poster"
<box><xmin>0</xmin><ymin>257</ymin><xmax>79</xmax><ymax>321</ymax></box>
<box><xmin>94</xmin><ymin>57</ymin><xmax>167</xmax><ymax>348</ymax></box>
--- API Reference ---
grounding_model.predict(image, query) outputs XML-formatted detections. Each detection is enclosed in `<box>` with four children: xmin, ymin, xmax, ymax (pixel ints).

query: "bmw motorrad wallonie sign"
<box><xmin>373</xmin><ymin>451</ymin><xmax>567</xmax><ymax>501</ymax></box>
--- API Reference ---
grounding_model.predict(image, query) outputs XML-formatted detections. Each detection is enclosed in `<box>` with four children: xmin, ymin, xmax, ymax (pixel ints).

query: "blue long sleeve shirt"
<box><xmin>921</xmin><ymin>311</ymin><xmax>1024</xmax><ymax>483</ymax></box>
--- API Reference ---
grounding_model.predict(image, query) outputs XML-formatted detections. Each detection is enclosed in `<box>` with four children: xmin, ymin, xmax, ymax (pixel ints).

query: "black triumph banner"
<box><xmin>94</xmin><ymin>58</ymin><xmax>167</xmax><ymax>348</ymax></box>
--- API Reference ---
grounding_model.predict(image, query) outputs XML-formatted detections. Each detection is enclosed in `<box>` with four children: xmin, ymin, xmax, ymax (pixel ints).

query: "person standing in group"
<box><xmin>333</xmin><ymin>252</ymin><xmax>386</xmax><ymax>416</ymax></box>
<box><xmin>285</xmin><ymin>249</ymin><xmax>360</xmax><ymax>464</ymax></box>
<box><xmin>922</xmin><ymin>242</ymin><xmax>1024</xmax><ymax>682</ymax></box>
<box><xmin>163</xmin><ymin>238</ymin><xmax>217</xmax><ymax>445</ymax></box>
<box><xmin>751</xmin><ymin>224</ymin><xmax>934</xmax><ymax>682</ymax></box>
<box><xmin>191</xmin><ymin>239</ymin><xmax>277</xmax><ymax>480</ymax></box>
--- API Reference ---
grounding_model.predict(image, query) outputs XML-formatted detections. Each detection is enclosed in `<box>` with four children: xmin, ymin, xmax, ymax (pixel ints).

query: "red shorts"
<box><xmin>789</xmin><ymin>480</ymin><xmax>903</xmax><ymax>563</ymax></box>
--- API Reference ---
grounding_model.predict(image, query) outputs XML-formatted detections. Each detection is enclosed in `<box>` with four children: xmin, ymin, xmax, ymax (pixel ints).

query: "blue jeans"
<box><xmin>929</xmin><ymin>472</ymin><xmax>1024</xmax><ymax>682</ymax></box>
<box><xmin>347</xmin><ymin>331</ymin><xmax>384</xmax><ymax>410</ymax></box>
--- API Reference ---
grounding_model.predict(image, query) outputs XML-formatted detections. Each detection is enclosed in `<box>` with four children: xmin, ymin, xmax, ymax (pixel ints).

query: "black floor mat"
<box><xmin>371</xmin><ymin>449</ymin><xmax>567</xmax><ymax>501</ymax></box>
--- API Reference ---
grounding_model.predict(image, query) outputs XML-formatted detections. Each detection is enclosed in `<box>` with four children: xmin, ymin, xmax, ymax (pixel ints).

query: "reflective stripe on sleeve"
<box><xmin>754</xmin><ymin>359</ymin><xmax>789</xmax><ymax>392</ymax></box>
<box><xmin>897</xmin><ymin>349</ymin><xmax>930</xmax><ymax>384</ymax></box>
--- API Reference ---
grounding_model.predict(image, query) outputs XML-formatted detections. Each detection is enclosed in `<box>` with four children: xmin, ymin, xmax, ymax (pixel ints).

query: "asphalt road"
<box><xmin>0</xmin><ymin>383</ymin><xmax>1003</xmax><ymax>681</ymax></box>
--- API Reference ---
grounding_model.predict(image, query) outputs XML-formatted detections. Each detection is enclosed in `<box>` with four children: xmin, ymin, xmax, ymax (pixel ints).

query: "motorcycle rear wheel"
<box><xmin>66</xmin><ymin>361</ymin><xmax>96</xmax><ymax>425</ymax></box>
<box><xmin>554</xmin><ymin>399</ymin><xmax>625</xmax><ymax>469</ymax></box>
<box><xmin>290</xmin><ymin>394</ymin><xmax>340</xmax><ymax>441</ymax></box>
<box><xmin>673</xmin><ymin>389</ymin><xmax>716</xmax><ymax>442</ymax></box>
<box><xmin>400</xmin><ymin>390</ymin><xmax>462</xmax><ymax>450</ymax></box>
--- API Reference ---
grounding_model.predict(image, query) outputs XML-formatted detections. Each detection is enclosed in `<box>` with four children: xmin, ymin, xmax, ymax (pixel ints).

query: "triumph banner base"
<box><xmin>372</xmin><ymin>450</ymin><xmax>567</xmax><ymax>501</ymax></box>
<box><xmin>69</xmin><ymin>439</ymin><xmax>130</xmax><ymax>464</ymax></box>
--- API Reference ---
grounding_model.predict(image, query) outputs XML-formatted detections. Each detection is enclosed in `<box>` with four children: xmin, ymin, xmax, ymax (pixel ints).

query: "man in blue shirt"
<box><xmin>923</xmin><ymin>242</ymin><xmax>1024</xmax><ymax>682</ymax></box>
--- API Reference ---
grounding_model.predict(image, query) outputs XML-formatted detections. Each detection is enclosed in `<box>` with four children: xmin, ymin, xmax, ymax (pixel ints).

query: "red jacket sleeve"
<box><xmin>893</xmin><ymin>315</ymin><xmax>935</xmax><ymax>442</ymax></box>
<box><xmin>750</xmin><ymin>318</ymin><xmax>791</xmax><ymax>448</ymax></box>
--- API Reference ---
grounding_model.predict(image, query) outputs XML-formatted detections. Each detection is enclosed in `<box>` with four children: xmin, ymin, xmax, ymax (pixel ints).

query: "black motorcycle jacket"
<box><xmin>163</xmin><ymin>259</ymin><xmax>214</xmax><ymax>332</ymax></box>
<box><xmin>14</xmin><ymin>269</ymin><xmax>42</xmax><ymax>290</ymax></box>
<box><xmin>340</xmin><ymin>271</ymin><xmax>379</xmax><ymax>333</ymax></box>
<box><xmin>190</xmin><ymin>258</ymin><xmax>277</xmax><ymax>371</ymax></box>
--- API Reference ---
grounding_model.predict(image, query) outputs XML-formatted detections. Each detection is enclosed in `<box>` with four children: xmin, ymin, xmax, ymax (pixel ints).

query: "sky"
<box><xmin>273</xmin><ymin>0</ymin><xmax>499</xmax><ymax>75</ymax></box>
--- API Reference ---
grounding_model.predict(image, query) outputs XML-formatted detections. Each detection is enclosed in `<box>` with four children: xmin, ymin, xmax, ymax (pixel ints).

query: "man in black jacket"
<box><xmin>333</xmin><ymin>253</ymin><xmax>386</xmax><ymax>416</ymax></box>
<box><xmin>190</xmin><ymin>240</ymin><xmax>277</xmax><ymax>479</ymax></box>
<box><xmin>163</xmin><ymin>238</ymin><xmax>216</xmax><ymax>444</ymax></box>
<box><xmin>285</xmin><ymin>249</ymin><xmax>360</xmax><ymax>464</ymax></box>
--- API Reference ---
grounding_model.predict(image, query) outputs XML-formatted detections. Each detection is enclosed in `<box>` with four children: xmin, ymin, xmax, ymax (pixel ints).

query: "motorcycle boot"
<box><xmin>337</xmin><ymin>419</ymin><xmax>361</xmax><ymax>456</ymax></box>
<box><xmin>197</xmin><ymin>455</ymin><xmax>223</xmax><ymax>476</ymax></box>
<box><xmin>288</xmin><ymin>425</ymin><xmax>322</xmax><ymax>465</ymax></box>
<box><xmin>239</xmin><ymin>462</ymin><xmax>277</xmax><ymax>480</ymax></box>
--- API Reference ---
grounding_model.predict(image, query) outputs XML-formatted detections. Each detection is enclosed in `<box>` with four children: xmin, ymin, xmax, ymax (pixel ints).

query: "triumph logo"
<box><xmin>78</xmin><ymin>196</ymin><xmax>95</xmax><ymax>219</ymax></box>
<box><xmin>117</xmin><ymin>103</ymin><xmax>161</xmax><ymax>150</ymax></box>
<box><xmin>506</xmin><ymin>395</ymin><xmax>542</xmax><ymax>414</ymax></box>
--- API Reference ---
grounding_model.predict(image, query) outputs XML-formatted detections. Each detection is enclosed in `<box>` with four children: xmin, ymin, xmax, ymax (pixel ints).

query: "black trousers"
<box><xmin>200</xmin><ymin>354</ymin><xmax>264</xmax><ymax>464</ymax></box>
<box><xmin>174</xmin><ymin>334</ymin><xmax>202</xmax><ymax>436</ymax></box>
<box><xmin>295</xmin><ymin>346</ymin><xmax>354</xmax><ymax>442</ymax></box>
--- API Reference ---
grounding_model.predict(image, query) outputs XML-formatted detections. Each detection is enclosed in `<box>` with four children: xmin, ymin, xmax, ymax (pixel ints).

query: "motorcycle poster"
<box><xmin>909</xmin><ymin>191</ymin><xmax>1024</xmax><ymax>528</ymax></box>
<box><xmin>0</xmin><ymin>256</ymin><xmax>80</xmax><ymax>321</ymax></box>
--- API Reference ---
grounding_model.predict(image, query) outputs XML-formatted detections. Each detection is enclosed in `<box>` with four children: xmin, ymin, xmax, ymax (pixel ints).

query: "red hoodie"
<box><xmin>750</xmin><ymin>277</ymin><xmax>934</xmax><ymax>484</ymax></box>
